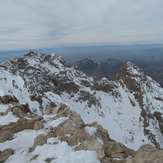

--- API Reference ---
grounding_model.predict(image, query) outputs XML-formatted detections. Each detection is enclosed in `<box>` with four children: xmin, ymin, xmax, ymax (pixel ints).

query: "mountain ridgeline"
<box><xmin>74</xmin><ymin>57</ymin><xmax>163</xmax><ymax>88</ymax></box>
<box><xmin>0</xmin><ymin>51</ymin><xmax>163</xmax><ymax>162</ymax></box>
<box><xmin>74</xmin><ymin>57</ymin><xmax>124</xmax><ymax>81</ymax></box>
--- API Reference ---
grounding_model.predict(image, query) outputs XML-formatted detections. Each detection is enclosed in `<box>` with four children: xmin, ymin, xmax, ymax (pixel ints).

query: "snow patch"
<box><xmin>32</xmin><ymin>142</ymin><xmax>100</xmax><ymax>163</ymax></box>
<box><xmin>0</xmin><ymin>89</ymin><xmax>4</xmax><ymax>96</ymax></box>
<box><xmin>0</xmin><ymin>130</ymin><xmax>44</xmax><ymax>163</ymax></box>
<box><xmin>47</xmin><ymin>137</ymin><xmax>60</xmax><ymax>144</ymax></box>
<box><xmin>84</xmin><ymin>126</ymin><xmax>97</xmax><ymax>136</ymax></box>
<box><xmin>0</xmin><ymin>112</ymin><xmax>19</xmax><ymax>125</ymax></box>
<box><xmin>0</xmin><ymin>104</ymin><xmax>13</xmax><ymax>113</ymax></box>
<box><xmin>44</xmin><ymin>117</ymin><xmax>69</xmax><ymax>128</ymax></box>
<box><xmin>97</xmin><ymin>137</ymin><xmax>104</xmax><ymax>145</ymax></box>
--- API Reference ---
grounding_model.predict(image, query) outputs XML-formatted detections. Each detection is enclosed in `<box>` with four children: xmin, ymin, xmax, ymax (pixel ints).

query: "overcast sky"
<box><xmin>0</xmin><ymin>0</ymin><xmax>163</xmax><ymax>51</ymax></box>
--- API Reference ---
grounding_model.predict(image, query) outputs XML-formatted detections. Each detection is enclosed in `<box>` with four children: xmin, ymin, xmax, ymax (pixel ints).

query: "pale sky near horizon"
<box><xmin>0</xmin><ymin>0</ymin><xmax>163</xmax><ymax>51</ymax></box>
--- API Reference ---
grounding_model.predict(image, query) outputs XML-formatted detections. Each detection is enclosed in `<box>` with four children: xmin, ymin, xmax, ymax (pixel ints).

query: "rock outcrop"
<box><xmin>0</xmin><ymin>99</ymin><xmax>163</xmax><ymax>162</ymax></box>
<box><xmin>0</xmin><ymin>95</ymin><xmax>19</xmax><ymax>104</ymax></box>
<box><xmin>125</xmin><ymin>144</ymin><xmax>163</xmax><ymax>163</ymax></box>
<box><xmin>0</xmin><ymin>149</ymin><xmax>14</xmax><ymax>162</ymax></box>
<box><xmin>114</xmin><ymin>62</ymin><xmax>163</xmax><ymax>149</ymax></box>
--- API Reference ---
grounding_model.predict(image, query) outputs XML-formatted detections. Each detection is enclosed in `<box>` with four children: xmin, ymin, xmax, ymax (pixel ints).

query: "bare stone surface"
<box><xmin>32</xmin><ymin>115</ymin><xmax>43</xmax><ymax>121</ymax></box>
<box><xmin>125</xmin><ymin>144</ymin><xmax>163</xmax><ymax>163</ymax></box>
<box><xmin>0</xmin><ymin>95</ymin><xmax>19</xmax><ymax>104</ymax></box>
<box><xmin>5</xmin><ymin>103</ymin><xmax>32</xmax><ymax>118</ymax></box>
<box><xmin>76</xmin><ymin>139</ymin><xmax>105</xmax><ymax>160</ymax></box>
<box><xmin>45</xmin><ymin>157</ymin><xmax>55</xmax><ymax>162</ymax></box>
<box><xmin>34</xmin><ymin>121</ymin><xmax>43</xmax><ymax>130</ymax></box>
<box><xmin>0</xmin><ymin>129</ymin><xmax>14</xmax><ymax>143</ymax></box>
<box><xmin>29</xmin><ymin>134</ymin><xmax>48</xmax><ymax>152</ymax></box>
<box><xmin>0</xmin><ymin>149</ymin><xmax>14</xmax><ymax>162</ymax></box>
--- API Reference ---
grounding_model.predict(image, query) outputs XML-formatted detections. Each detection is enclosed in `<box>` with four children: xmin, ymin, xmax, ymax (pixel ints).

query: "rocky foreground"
<box><xmin>0</xmin><ymin>95</ymin><xmax>163</xmax><ymax>163</ymax></box>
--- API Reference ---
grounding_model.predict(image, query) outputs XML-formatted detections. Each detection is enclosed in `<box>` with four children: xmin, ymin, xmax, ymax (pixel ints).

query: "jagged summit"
<box><xmin>115</xmin><ymin>61</ymin><xmax>145</xmax><ymax>79</ymax></box>
<box><xmin>0</xmin><ymin>52</ymin><xmax>163</xmax><ymax>151</ymax></box>
<box><xmin>0</xmin><ymin>52</ymin><xmax>95</xmax><ymax>113</ymax></box>
<box><xmin>114</xmin><ymin>61</ymin><xmax>160</xmax><ymax>91</ymax></box>
<box><xmin>114</xmin><ymin>61</ymin><xmax>163</xmax><ymax>149</ymax></box>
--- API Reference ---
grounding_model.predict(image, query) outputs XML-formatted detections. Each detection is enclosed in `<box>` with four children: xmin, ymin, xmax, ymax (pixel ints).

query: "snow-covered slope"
<box><xmin>0</xmin><ymin>51</ymin><xmax>163</xmax><ymax>150</ymax></box>
<box><xmin>0</xmin><ymin>99</ymin><xmax>102</xmax><ymax>162</ymax></box>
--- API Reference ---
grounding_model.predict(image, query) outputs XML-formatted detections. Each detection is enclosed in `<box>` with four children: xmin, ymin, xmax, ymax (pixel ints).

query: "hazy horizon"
<box><xmin>0</xmin><ymin>43</ymin><xmax>163</xmax><ymax>88</ymax></box>
<box><xmin>0</xmin><ymin>44</ymin><xmax>163</xmax><ymax>64</ymax></box>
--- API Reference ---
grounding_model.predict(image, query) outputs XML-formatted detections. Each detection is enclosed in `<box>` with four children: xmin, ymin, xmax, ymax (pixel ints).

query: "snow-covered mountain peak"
<box><xmin>114</xmin><ymin>61</ymin><xmax>162</xmax><ymax>97</ymax></box>
<box><xmin>113</xmin><ymin>61</ymin><xmax>160</xmax><ymax>98</ymax></box>
<box><xmin>0</xmin><ymin>52</ymin><xmax>163</xmax><ymax>151</ymax></box>
<box><xmin>2</xmin><ymin>51</ymin><xmax>88</xmax><ymax>81</ymax></box>
<box><xmin>115</xmin><ymin>61</ymin><xmax>146</xmax><ymax>82</ymax></box>
<box><xmin>0</xmin><ymin>52</ymin><xmax>97</xmax><ymax>113</ymax></box>
<box><xmin>126</xmin><ymin>61</ymin><xmax>143</xmax><ymax>73</ymax></box>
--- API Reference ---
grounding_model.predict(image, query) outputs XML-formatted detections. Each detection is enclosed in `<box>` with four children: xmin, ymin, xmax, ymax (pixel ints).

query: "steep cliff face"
<box><xmin>114</xmin><ymin>62</ymin><xmax>163</xmax><ymax>148</ymax></box>
<box><xmin>0</xmin><ymin>52</ymin><xmax>163</xmax><ymax>151</ymax></box>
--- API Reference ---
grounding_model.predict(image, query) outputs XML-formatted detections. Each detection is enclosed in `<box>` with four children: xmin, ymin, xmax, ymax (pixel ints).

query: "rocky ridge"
<box><xmin>0</xmin><ymin>96</ymin><xmax>163</xmax><ymax>163</ymax></box>
<box><xmin>0</xmin><ymin>52</ymin><xmax>163</xmax><ymax>151</ymax></box>
<box><xmin>114</xmin><ymin>62</ymin><xmax>163</xmax><ymax>149</ymax></box>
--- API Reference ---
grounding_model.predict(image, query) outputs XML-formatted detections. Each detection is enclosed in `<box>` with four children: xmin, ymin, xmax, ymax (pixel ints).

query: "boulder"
<box><xmin>0</xmin><ymin>149</ymin><xmax>14</xmax><ymax>162</ymax></box>
<box><xmin>29</xmin><ymin>134</ymin><xmax>47</xmax><ymax>152</ymax></box>
<box><xmin>45</xmin><ymin>107</ymin><xmax>53</xmax><ymax>115</ymax></box>
<box><xmin>0</xmin><ymin>129</ymin><xmax>14</xmax><ymax>143</ymax></box>
<box><xmin>5</xmin><ymin>103</ymin><xmax>31</xmax><ymax>118</ymax></box>
<box><xmin>32</xmin><ymin>115</ymin><xmax>43</xmax><ymax>121</ymax></box>
<box><xmin>125</xmin><ymin>144</ymin><xmax>163</xmax><ymax>163</ymax></box>
<box><xmin>45</xmin><ymin>102</ymin><xmax>67</xmax><ymax>115</ymax></box>
<box><xmin>104</xmin><ymin>141</ymin><xmax>127</xmax><ymax>159</ymax></box>
<box><xmin>0</xmin><ymin>117</ymin><xmax>36</xmax><ymax>142</ymax></box>
<box><xmin>53</xmin><ymin>102</ymin><xmax>68</xmax><ymax>114</ymax></box>
<box><xmin>0</xmin><ymin>95</ymin><xmax>19</xmax><ymax>104</ymax></box>
<box><xmin>44</xmin><ymin>157</ymin><xmax>55</xmax><ymax>162</ymax></box>
<box><xmin>75</xmin><ymin>139</ymin><xmax>105</xmax><ymax>160</ymax></box>
<box><xmin>33</xmin><ymin>134</ymin><xmax>47</xmax><ymax>147</ymax></box>
<box><xmin>34</xmin><ymin>121</ymin><xmax>43</xmax><ymax>130</ymax></box>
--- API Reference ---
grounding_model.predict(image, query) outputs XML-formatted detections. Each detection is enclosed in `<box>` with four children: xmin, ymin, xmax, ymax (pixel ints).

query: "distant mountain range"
<box><xmin>74</xmin><ymin>57</ymin><xmax>163</xmax><ymax>88</ymax></box>
<box><xmin>1</xmin><ymin>44</ymin><xmax>163</xmax><ymax>88</ymax></box>
<box><xmin>1</xmin><ymin>44</ymin><xmax>163</xmax><ymax>63</ymax></box>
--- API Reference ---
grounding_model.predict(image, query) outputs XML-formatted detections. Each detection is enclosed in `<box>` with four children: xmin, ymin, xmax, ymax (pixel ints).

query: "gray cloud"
<box><xmin>0</xmin><ymin>0</ymin><xmax>163</xmax><ymax>51</ymax></box>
